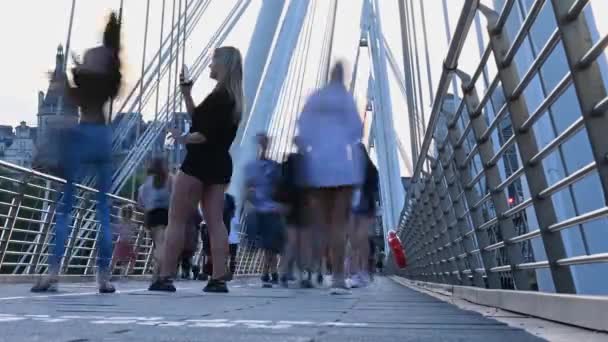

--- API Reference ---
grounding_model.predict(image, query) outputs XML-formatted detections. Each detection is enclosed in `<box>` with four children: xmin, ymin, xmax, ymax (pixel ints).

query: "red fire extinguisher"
<box><xmin>388</xmin><ymin>230</ymin><xmax>407</xmax><ymax>268</ymax></box>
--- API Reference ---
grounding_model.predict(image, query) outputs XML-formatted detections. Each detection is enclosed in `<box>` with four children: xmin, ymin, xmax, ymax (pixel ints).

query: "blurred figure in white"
<box><xmin>348</xmin><ymin>143</ymin><xmax>379</xmax><ymax>288</ymax></box>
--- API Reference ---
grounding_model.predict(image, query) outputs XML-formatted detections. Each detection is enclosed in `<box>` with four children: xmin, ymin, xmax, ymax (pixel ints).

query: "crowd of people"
<box><xmin>31</xmin><ymin>11</ymin><xmax>386</xmax><ymax>296</ymax></box>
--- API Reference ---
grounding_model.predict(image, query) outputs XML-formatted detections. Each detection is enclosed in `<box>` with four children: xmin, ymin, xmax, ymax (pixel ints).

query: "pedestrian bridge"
<box><xmin>2</xmin><ymin>0</ymin><xmax>608</xmax><ymax>340</ymax></box>
<box><xmin>0</xmin><ymin>159</ymin><xmax>606</xmax><ymax>341</ymax></box>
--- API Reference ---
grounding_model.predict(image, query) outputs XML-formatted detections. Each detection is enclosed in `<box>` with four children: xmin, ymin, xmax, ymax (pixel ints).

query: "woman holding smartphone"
<box><xmin>149</xmin><ymin>46</ymin><xmax>244</xmax><ymax>293</ymax></box>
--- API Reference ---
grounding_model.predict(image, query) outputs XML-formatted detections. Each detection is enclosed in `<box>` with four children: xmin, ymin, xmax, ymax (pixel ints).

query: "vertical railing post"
<box><xmin>62</xmin><ymin>205</ymin><xmax>85</xmax><ymax>274</ymax></box>
<box><xmin>419</xmin><ymin>178</ymin><xmax>447</xmax><ymax>283</ymax></box>
<box><xmin>436</xmin><ymin>141</ymin><xmax>485</xmax><ymax>286</ymax></box>
<box><xmin>29</xmin><ymin>200</ymin><xmax>57</xmax><ymax>274</ymax></box>
<box><xmin>128</xmin><ymin>225</ymin><xmax>144</xmax><ymax>275</ymax></box>
<box><xmin>549</xmin><ymin>0</ymin><xmax>608</xmax><ymax>205</ymax></box>
<box><xmin>404</xmin><ymin>199</ymin><xmax>423</xmax><ymax>278</ymax></box>
<box><xmin>0</xmin><ymin>177</ymin><xmax>28</xmax><ymax>268</ymax></box>
<box><xmin>431</xmin><ymin>153</ymin><xmax>476</xmax><ymax>286</ymax></box>
<box><xmin>454</xmin><ymin>70</ymin><xmax>534</xmax><ymax>290</ymax></box>
<box><xmin>83</xmin><ymin>201</ymin><xmax>100</xmax><ymax>276</ymax></box>
<box><xmin>411</xmin><ymin>212</ymin><xmax>428</xmax><ymax>281</ymax></box>
<box><xmin>444</xmin><ymin>100</ymin><xmax>501</xmax><ymax>289</ymax></box>
<box><xmin>480</xmin><ymin>5</ymin><xmax>577</xmax><ymax>293</ymax></box>
<box><xmin>142</xmin><ymin>229</ymin><xmax>154</xmax><ymax>276</ymax></box>
<box><xmin>426</xmin><ymin>166</ymin><xmax>466</xmax><ymax>284</ymax></box>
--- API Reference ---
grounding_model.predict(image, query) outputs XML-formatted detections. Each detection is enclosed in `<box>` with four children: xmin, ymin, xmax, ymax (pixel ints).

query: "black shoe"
<box><xmin>300</xmin><ymin>279</ymin><xmax>314</xmax><ymax>289</ymax></box>
<box><xmin>261</xmin><ymin>273</ymin><xmax>270</xmax><ymax>283</ymax></box>
<box><xmin>316</xmin><ymin>273</ymin><xmax>324</xmax><ymax>285</ymax></box>
<box><xmin>192</xmin><ymin>266</ymin><xmax>200</xmax><ymax>280</ymax></box>
<box><xmin>203</xmin><ymin>279</ymin><xmax>229</xmax><ymax>293</ymax></box>
<box><xmin>219</xmin><ymin>272</ymin><xmax>233</xmax><ymax>282</ymax></box>
<box><xmin>271</xmin><ymin>273</ymin><xmax>279</xmax><ymax>284</ymax></box>
<box><xmin>148</xmin><ymin>278</ymin><xmax>176</xmax><ymax>292</ymax></box>
<box><xmin>280</xmin><ymin>275</ymin><xmax>289</xmax><ymax>288</ymax></box>
<box><xmin>31</xmin><ymin>277</ymin><xmax>58</xmax><ymax>293</ymax></box>
<box><xmin>99</xmin><ymin>283</ymin><xmax>116</xmax><ymax>294</ymax></box>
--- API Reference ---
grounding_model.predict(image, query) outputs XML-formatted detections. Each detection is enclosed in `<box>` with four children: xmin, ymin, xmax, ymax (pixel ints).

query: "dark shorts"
<box><xmin>285</xmin><ymin>193</ymin><xmax>310</xmax><ymax>228</ymax></box>
<box><xmin>181</xmin><ymin>153</ymin><xmax>233</xmax><ymax>185</ymax></box>
<box><xmin>368</xmin><ymin>238</ymin><xmax>376</xmax><ymax>256</ymax></box>
<box><xmin>144</xmin><ymin>208</ymin><xmax>169</xmax><ymax>228</ymax></box>
<box><xmin>252</xmin><ymin>212</ymin><xmax>285</xmax><ymax>254</ymax></box>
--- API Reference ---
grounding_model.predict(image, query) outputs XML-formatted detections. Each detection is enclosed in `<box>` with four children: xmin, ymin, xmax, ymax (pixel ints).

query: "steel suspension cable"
<box><xmin>266</xmin><ymin>0</ymin><xmax>317</xmax><ymax>160</ymax></box>
<box><xmin>265</xmin><ymin>1</ymin><xmax>311</xmax><ymax>155</ymax></box>
<box><xmin>407</xmin><ymin>0</ymin><xmax>427</xmax><ymax>152</ymax></box>
<box><xmin>111</xmin><ymin>1</ymin><xmax>251</xmax><ymax>193</ymax></box>
<box><xmin>155</xmin><ymin>0</ymin><xmax>167</xmax><ymax>124</ymax></box>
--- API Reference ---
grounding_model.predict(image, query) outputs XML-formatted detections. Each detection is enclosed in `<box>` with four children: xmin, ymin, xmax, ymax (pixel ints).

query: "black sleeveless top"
<box><xmin>181</xmin><ymin>88</ymin><xmax>238</xmax><ymax>184</ymax></box>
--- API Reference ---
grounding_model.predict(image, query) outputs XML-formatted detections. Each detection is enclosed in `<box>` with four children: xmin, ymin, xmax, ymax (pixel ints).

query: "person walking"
<box><xmin>295</xmin><ymin>62</ymin><xmax>364</xmax><ymax>295</ymax></box>
<box><xmin>110</xmin><ymin>205</ymin><xmax>138</xmax><ymax>279</ymax></box>
<box><xmin>245</xmin><ymin>134</ymin><xmax>285</xmax><ymax>287</ymax></box>
<box><xmin>32</xmin><ymin>12</ymin><xmax>123</xmax><ymax>293</ymax></box>
<box><xmin>137</xmin><ymin>157</ymin><xmax>172</xmax><ymax>283</ymax></box>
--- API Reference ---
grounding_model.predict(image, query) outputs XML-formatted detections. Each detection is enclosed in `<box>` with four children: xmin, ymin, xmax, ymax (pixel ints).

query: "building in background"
<box><xmin>1</xmin><ymin>122</ymin><xmax>37</xmax><ymax>168</ymax></box>
<box><xmin>36</xmin><ymin>45</ymin><xmax>79</xmax><ymax>143</ymax></box>
<box><xmin>0</xmin><ymin>125</ymin><xmax>13</xmax><ymax>158</ymax></box>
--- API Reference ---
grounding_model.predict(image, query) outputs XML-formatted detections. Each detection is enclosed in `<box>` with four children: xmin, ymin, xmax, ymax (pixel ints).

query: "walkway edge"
<box><xmin>0</xmin><ymin>275</ymin><xmax>151</xmax><ymax>284</ymax></box>
<box><xmin>390</xmin><ymin>276</ymin><xmax>608</xmax><ymax>332</ymax></box>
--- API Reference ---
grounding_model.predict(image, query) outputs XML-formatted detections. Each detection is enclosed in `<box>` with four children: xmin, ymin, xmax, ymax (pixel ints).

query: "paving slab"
<box><xmin>0</xmin><ymin>277</ymin><xmax>544</xmax><ymax>342</ymax></box>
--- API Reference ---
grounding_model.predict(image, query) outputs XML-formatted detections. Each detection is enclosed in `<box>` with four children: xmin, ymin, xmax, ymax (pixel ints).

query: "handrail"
<box><xmin>399</xmin><ymin>0</ymin><xmax>608</xmax><ymax>295</ymax></box>
<box><xmin>0</xmin><ymin>160</ymin><xmax>260</xmax><ymax>277</ymax></box>
<box><xmin>410</xmin><ymin>0</ymin><xmax>480</xmax><ymax>185</ymax></box>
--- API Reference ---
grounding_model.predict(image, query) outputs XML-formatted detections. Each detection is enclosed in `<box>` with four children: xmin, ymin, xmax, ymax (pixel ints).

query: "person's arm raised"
<box><xmin>181</xmin><ymin>85</ymin><xmax>196</xmax><ymax>116</ymax></box>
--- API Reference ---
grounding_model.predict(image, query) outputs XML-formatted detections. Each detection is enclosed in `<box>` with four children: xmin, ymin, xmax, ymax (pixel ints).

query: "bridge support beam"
<box><xmin>426</xmin><ymin>164</ymin><xmax>467</xmax><ymax>285</ymax></box>
<box><xmin>442</xmin><ymin>97</ymin><xmax>501</xmax><ymax>289</ymax></box>
<box><xmin>418</xmin><ymin>180</ymin><xmax>447</xmax><ymax>284</ymax></box>
<box><xmin>549</xmin><ymin>0</ymin><xmax>608</xmax><ymax>206</ymax></box>
<box><xmin>454</xmin><ymin>69</ymin><xmax>534</xmax><ymax>291</ymax></box>
<box><xmin>479</xmin><ymin>5</ymin><xmax>577</xmax><ymax>293</ymax></box>
<box><xmin>367</xmin><ymin>0</ymin><xmax>405</xmax><ymax>239</ymax></box>
<box><xmin>433</xmin><ymin>140</ymin><xmax>484</xmax><ymax>287</ymax></box>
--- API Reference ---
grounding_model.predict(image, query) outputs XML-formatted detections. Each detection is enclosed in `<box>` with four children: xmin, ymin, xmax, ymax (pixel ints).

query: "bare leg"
<box><xmin>327</xmin><ymin>187</ymin><xmax>353</xmax><ymax>289</ymax></box>
<box><xmin>201</xmin><ymin>184</ymin><xmax>229</xmax><ymax>280</ymax></box>
<box><xmin>150</xmin><ymin>226</ymin><xmax>166</xmax><ymax>281</ymax></box>
<box><xmin>159</xmin><ymin>172</ymin><xmax>202</xmax><ymax>278</ymax></box>
<box><xmin>279</xmin><ymin>227</ymin><xmax>297</xmax><ymax>276</ymax></box>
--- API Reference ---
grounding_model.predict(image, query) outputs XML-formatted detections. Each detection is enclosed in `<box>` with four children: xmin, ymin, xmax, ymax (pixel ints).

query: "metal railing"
<box><xmin>0</xmin><ymin>160</ymin><xmax>261</xmax><ymax>279</ymax></box>
<box><xmin>398</xmin><ymin>0</ymin><xmax>608</xmax><ymax>294</ymax></box>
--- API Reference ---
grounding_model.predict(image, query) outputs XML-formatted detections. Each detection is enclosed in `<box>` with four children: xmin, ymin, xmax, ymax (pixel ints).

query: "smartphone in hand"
<box><xmin>180</xmin><ymin>64</ymin><xmax>193</xmax><ymax>86</ymax></box>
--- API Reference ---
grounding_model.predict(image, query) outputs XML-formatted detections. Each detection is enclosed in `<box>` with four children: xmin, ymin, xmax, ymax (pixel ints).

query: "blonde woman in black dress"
<box><xmin>149</xmin><ymin>47</ymin><xmax>243</xmax><ymax>293</ymax></box>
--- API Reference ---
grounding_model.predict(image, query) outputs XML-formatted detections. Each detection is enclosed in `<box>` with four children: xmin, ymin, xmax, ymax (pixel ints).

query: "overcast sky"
<box><xmin>0</xmin><ymin>0</ymin><xmax>605</xmax><ymax>129</ymax></box>
<box><xmin>0</xmin><ymin>0</ymin><xmax>450</xmax><ymax>127</ymax></box>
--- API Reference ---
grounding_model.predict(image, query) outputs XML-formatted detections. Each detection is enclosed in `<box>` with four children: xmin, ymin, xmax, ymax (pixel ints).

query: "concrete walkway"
<box><xmin>0</xmin><ymin>277</ymin><xmax>544</xmax><ymax>341</ymax></box>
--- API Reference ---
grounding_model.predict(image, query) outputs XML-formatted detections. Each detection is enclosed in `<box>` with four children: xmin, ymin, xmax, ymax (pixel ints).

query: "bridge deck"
<box><xmin>0</xmin><ymin>277</ymin><xmax>542</xmax><ymax>342</ymax></box>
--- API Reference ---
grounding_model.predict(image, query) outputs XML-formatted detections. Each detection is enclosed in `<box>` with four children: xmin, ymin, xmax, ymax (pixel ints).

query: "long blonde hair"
<box><xmin>213</xmin><ymin>46</ymin><xmax>244</xmax><ymax>123</ymax></box>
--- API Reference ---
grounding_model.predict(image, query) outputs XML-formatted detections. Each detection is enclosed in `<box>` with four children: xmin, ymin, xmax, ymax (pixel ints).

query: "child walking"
<box><xmin>111</xmin><ymin>205</ymin><xmax>138</xmax><ymax>279</ymax></box>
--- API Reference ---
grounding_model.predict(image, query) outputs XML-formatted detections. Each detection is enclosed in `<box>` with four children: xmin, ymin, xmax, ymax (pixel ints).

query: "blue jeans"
<box><xmin>49</xmin><ymin>123</ymin><xmax>113</xmax><ymax>273</ymax></box>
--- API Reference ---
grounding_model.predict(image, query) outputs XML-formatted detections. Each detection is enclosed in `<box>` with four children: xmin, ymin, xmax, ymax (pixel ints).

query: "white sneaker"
<box><xmin>357</xmin><ymin>272</ymin><xmax>371</xmax><ymax>287</ymax></box>
<box><xmin>330</xmin><ymin>287</ymin><xmax>352</xmax><ymax>295</ymax></box>
<box><xmin>349</xmin><ymin>275</ymin><xmax>362</xmax><ymax>289</ymax></box>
